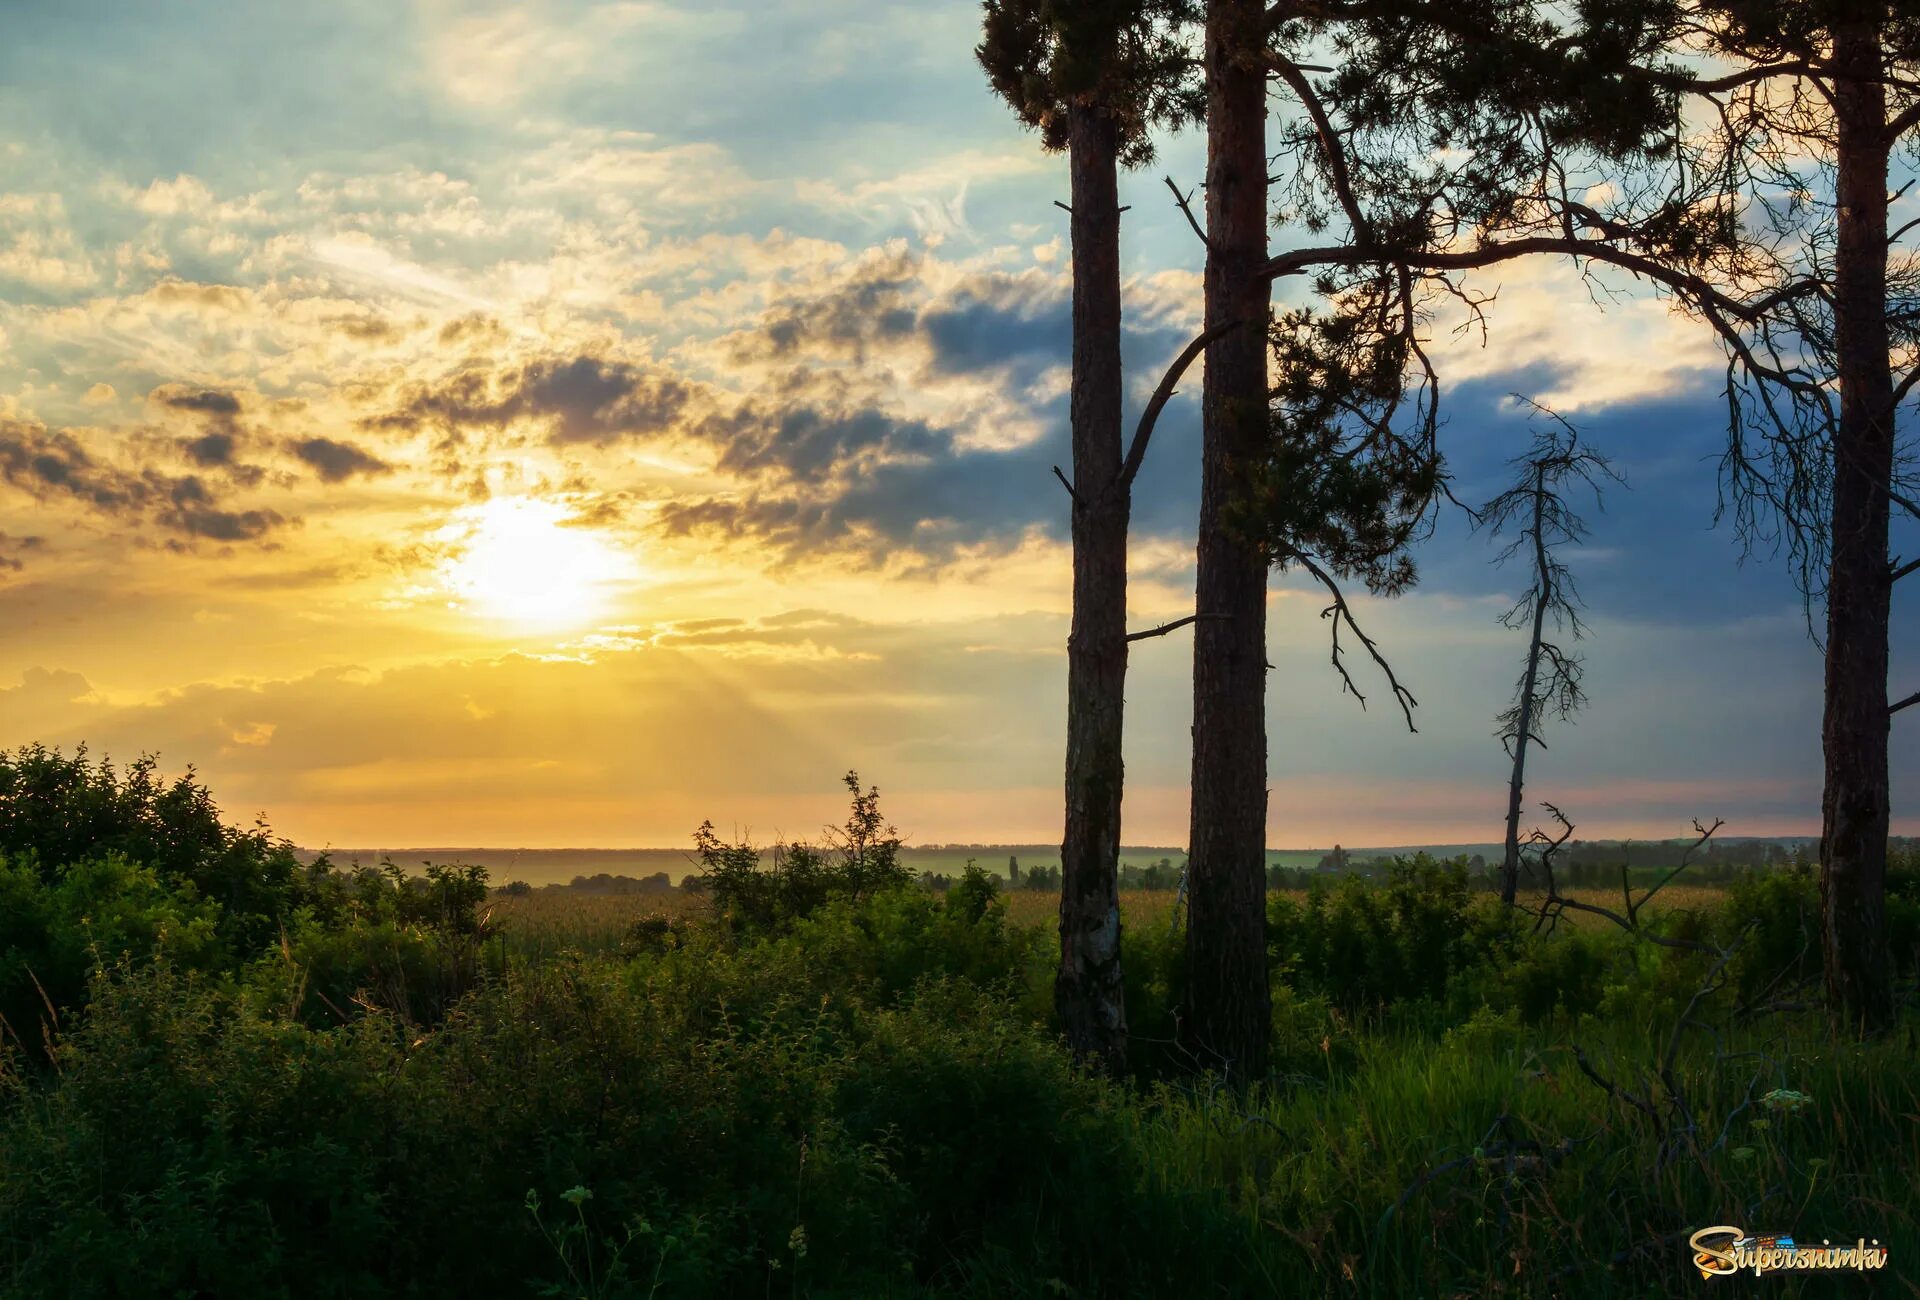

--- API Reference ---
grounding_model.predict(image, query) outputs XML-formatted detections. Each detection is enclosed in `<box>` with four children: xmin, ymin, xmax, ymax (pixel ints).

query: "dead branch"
<box><xmin>1051</xmin><ymin>464</ymin><xmax>1082</xmax><ymax>509</ymax></box>
<box><xmin>1163</xmin><ymin>176</ymin><xmax>1212</xmax><ymax>252</ymax></box>
<box><xmin>1126</xmin><ymin>612</ymin><xmax>1229</xmax><ymax>643</ymax></box>
<box><xmin>1289</xmin><ymin>549</ymin><xmax>1419</xmax><ymax>731</ymax></box>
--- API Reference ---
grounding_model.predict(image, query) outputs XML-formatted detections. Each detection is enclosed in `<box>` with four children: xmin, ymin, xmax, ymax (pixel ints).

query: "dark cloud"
<box><xmin>652</xmin><ymin>432</ymin><xmax>1061</xmax><ymax>567</ymax></box>
<box><xmin>153</xmin><ymin>384</ymin><xmax>276</xmax><ymax>488</ymax></box>
<box><xmin>162</xmin><ymin>502</ymin><xmax>286</xmax><ymax>542</ymax></box>
<box><xmin>371</xmin><ymin>356</ymin><xmax>697</xmax><ymax>446</ymax></box>
<box><xmin>438</xmin><ymin>314</ymin><xmax>506</xmax><ymax>346</ymax></box>
<box><xmin>693</xmin><ymin>398</ymin><xmax>946</xmax><ymax>479</ymax></box>
<box><xmin>0</xmin><ymin>418</ymin><xmax>291</xmax><ymax>544</ymax></box>
<box><xmin>156</xmin><ymin>473</ymin><xmax>284</xmax><ymax>540</ymax></box>
<box><xmin>157</xmin><ymin>388</ymin><xmax>242</xmax><ymax>416</ymax></box>
<box><xmin>732</xmin><ymin>257</ymin><xmax>1070</xmax><ymax>384</ymax></box>
<box><xmin>291</xmin><ymin>436</ymin><xmax>392</xmax><ymax>482</ymax></box>
<box><xmin>742</xmin><ymin>250</ymin><xmax>922</xmax><ymax>362</ymax></box>
<box><xmin>184</xmin><ymin>430</ymin><xmax>239</xmax><ymax>466</ymax></box>
<box><xmin>0</xmin><ymin>531</ymin><xmax>43</xmax><ymax>573</ymax></box>
<box><xmin>325</xmin><ymin>313</ymin><xmax>407</xmax><ymax>343</ymax></box>
<box><xmin>0</xmin><ymin>422</ymin><xmax>151</xmax><ymax>512</ymax></box>
<box><xmin>922</xmin><ymin>283</ymin><xmax>1066</xmax><ymax>378</ymax></box>
<box><xmin>650</xmin><ymin>279</ymin><xmax>1201</xmax><ymax>565</ymax></box>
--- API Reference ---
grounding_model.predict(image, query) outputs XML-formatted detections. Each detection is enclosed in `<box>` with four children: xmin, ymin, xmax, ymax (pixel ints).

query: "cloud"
<box><xmin>0</xmin><ymin>192</ymin><xmax>96</xmax><ymax>291</ymax></box>
<box><xmin>343</xmin><ymin>249</ymin><xmax>1197</xmax><ymax>568</ymax></box>
<box><xmin>0</xmin><ymin>667</ymin><xmax>101</xmax><ymax>740</ymax></box>
<box><xmin>157</xmin><ymin>387</ymin><xmax>243</xmax><ymax>416</ymax></box>
<box><xmin>1425</xmin><ymin>260</ymin><xmax>1724</xmax><ymax>409</ymax></box>
<box><xmin>518</xmin><ymin>132</ymin><xmax>759</xmax><ymax>217</ymax></box>
<box><xmin>370</xmin><ymin>354</ymin><xmax>698</xmax><ymax>447</ymax></box>
<box><xmin>0</xmin><ymin>417</ymin><xmax>291</xmax><ymax>544</ymax></box>
<box><xmin>291</xmin><ymin>436</ymin><xmax>393</xmax><ymax>482</ymax></box>
<box><xmin>0</xmin><ymin>531</ymin><xmax>43</xmax><ymax>572</ymax></box>
<box><xmin>184</xmin><ymin>431</ymin><xmax>241</xmax><ymax>467</ymax></box>
<box><xmin>735</xmin><ymin>247</ymin><xmax>923</xmax><ymax>363</ymax></box>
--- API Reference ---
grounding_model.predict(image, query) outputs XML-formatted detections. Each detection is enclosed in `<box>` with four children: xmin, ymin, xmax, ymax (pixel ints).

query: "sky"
<box><xmin>0</xmin><ymin>0</ymin><xmax>1915</xmax><ymax>851</ymax></box>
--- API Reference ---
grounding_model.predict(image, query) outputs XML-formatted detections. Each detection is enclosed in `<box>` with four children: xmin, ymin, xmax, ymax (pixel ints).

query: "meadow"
<box><xmin>0</xmin><ymin>747</ymin><xmax>1914</xmax><ymax>1298</ymax></box>
<box><xmin>487</xmin><ymin>881</ymin><xmax>1741</xmax><ymax>955</ymax></box>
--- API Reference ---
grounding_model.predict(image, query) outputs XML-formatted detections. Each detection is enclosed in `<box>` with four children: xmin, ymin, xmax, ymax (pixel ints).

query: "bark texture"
<box><xmin>1055</xmin><ymin>100</ymin><xmax>1130</xmax><ymax>1074</ymax></box>
<box><xmin>1182</xmin><ymin>0</ymin><xmax>1272</xmax><ymax>1079</ymax></box>
<box><xmin>1821</xmin><ymin>19</ymin><xmax>1895</xmax><ymax>1033</ymax></box>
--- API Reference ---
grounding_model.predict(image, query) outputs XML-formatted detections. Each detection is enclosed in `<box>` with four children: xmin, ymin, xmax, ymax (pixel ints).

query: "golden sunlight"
<box><xmin>436</xmin><ymin>497</ymin><xmax>631</xmax><ymax>629</ymax></box>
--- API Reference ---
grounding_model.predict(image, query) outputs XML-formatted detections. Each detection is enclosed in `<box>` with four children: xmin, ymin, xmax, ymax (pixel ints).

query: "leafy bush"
<box><xmin>1268</xmin><ymin>854</ymin><xmax>1515</xmax><ymax>1013</ymax></box>
<box><xmin>690</xmin><ymin>771</ymin><xmax>912</xmax><ymax>932</ymax></box>
<box><xmin>0</xmin><ymin>745</ymin><xmax>311</xmax><ymax>954</ymax></box>
<box><xmin>5</xmin><ymin>758</ymin><xmax>1920</xmax><ymax>1297</ymax></box>
<box><xmin>0</xmin><ymin>748</ymin><xmax>498</xmax><ymax>1038</ymax></box>
<box><xmin>0</xmin><ymin>853</ymin><xmax>226</xmax><ymax>1054</ymax></box>
<box><xmin>0</xmin><ymin>939</ymin><xmax>1243</xmax><ymax>1298</ymax></box>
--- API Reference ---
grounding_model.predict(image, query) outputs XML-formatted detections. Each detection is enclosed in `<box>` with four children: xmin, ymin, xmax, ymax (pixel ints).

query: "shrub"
<box><xmin>0</xmin><ymin>946</ymin><xmax>1253</xmax><ymax>1298</ymax></box>
<box><xmin>1268</xmin><ymin>854</ymin><xmax>1513</xmax><ymax>1013</ymax></box>
<box><xmin>0</xmin><ymin>745</ymin><xmax>310</xmax><ymax>954</ymax></box>
<box><xmin>690</xmin><ymin>772</ymin><xmax>912</xmax><ymax>932</ymax></box>
<box><xmin>0</xmin><ymin>853</ymin><xmax>227</xmax><ymax>1055</ymax></box>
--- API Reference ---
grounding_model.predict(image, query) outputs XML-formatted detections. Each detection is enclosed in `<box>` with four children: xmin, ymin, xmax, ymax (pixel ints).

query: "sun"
<box><xmin>437</xmin><ymin>497</ymin><xmax>630</xmax><ymax>628</ymax></box>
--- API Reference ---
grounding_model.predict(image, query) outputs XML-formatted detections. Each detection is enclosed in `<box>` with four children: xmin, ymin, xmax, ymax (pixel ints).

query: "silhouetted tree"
<box><xmin>979</xmin><ymin>0</ymin><xmax>1199</xmax><ymax>1075</ymax></box>
<box><xmin>1182</xmin><ymin>0</ymin><xmax>1275</xmax><ymax>1080</ymax></box>
<box><xmin>1479</xmin><ymin>403</ymin><xmax>1621</xmax><ymax>904</ymax></box>
<box><xmin>1176</xmin><ymin>0</ymin><xmax>1679</xmax><ymax>1078</ymax></box>
<box><xmin>1496</xmin><ymin>3</ymin><xmax>1920</xmax><ymax>1030</ymax></box>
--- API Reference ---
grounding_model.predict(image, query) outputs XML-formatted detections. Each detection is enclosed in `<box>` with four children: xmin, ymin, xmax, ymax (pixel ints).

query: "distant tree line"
<box><xmin>497</xmin><ymin>871</ymin><xmax>675</xmax><ymax>897</ymax></box>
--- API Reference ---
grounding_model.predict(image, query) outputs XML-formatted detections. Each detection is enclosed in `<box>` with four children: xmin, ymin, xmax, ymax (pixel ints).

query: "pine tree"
<box><xmin>979</xmin><ymin>0</ymin><xmax>1199</xmax><ymax>1074</ymax></box>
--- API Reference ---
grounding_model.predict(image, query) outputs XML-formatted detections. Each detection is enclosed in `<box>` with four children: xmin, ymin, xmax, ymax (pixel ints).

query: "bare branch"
<box><xmin>1267</xmin><ymin>51</ymin><xmax>1370</xmax><ymax>240</ymax></box>
<box><xmin>1162</xmin><ymin>176</ymin><xmax>1212</xmax><ymax>252</ymax></box>
<box><xmin>1259</xmin><ymin>235</ymin><xmax>1815</xmax><ymax>330</ymax></box>
<box><xmin>1118</xmin><ymin>321</ymin><xmax>1239</xmax><ymax>490</ymax></box>
<box><xmin>1290</xmin><ymin>549</ymin><xmax>1419</xmax><ymax>731</ymax></box>
<box><xmin>1126</xmin><ymin>612</ymin><xmax>1229</xmax><ymax>643</ymax></box>
<box><xmin>1051</xmin><ymin>465</ymin><xmax>1082</xmax><ymax>509</ymax></box>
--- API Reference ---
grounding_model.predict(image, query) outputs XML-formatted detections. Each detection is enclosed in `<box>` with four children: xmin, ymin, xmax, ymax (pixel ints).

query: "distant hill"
<box><xmin>296</xmin><ymin>835</ymin><xmax>1815</xmax><ymax>887</ymax></box>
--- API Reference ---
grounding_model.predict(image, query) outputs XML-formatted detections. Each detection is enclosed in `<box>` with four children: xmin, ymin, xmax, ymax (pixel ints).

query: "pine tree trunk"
<box><xmin>1821</xmin><ymin>20</ymin><xmax>1895</xmax><ymax>1034</ymax></box>
<box><xmin>1055</xmin><ymin>100</ymin><xmax>1130</xmax><ymax>1074</ymax></box>
<box><xmin>1182</xmin><ymin>0</ymin><xmax>1272</xmax><ymax>1080</ymax></box>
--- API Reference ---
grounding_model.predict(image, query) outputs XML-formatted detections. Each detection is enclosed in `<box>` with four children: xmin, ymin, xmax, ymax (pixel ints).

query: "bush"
<box><xmin>0</xmin><ymin>745</ymin><xmax>311</xmax><ymax>955</ymax></box>
<box><xmin>1268</xmin><ymin>854</ymin><xmax>1515</xmax><ymax>1014</ymax></box>
<box><xmin>0</xmin><ymin>944</ymin><xmax>1246</xmax><ymax>1298</ymax></box>
<box><xmin>0</xmin><ymin>853</ymin><xmax>227</xmax><ymax>1055</ymax></box>
<box><xmin>691</xmin><ymin>772</ymin><xmax>912</xmax><ymax>932</ymax></box>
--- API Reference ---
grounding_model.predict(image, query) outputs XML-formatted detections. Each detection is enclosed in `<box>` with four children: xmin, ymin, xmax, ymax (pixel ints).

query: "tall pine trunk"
<box><xmin>1182</xmin><ymin>0</ymin><xmax>1272</xmax><ymax>1079</ymax></box>
<box><xmin>1056</xmin><ymin>100</ymin><xmax>1130</xmax><ymax>1074</ymax></box>
<box><xmin>1821</xmin><ymin>19</ymin><xmax>1895</xmax><ymax>1033</ymax></box>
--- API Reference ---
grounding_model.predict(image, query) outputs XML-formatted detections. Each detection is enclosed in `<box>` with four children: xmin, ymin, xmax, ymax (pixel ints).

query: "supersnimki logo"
<box><xmin>1688</xmin><ymin>1226</ymin><xmax>1889</xmax><ymax>1279</ymax></box>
